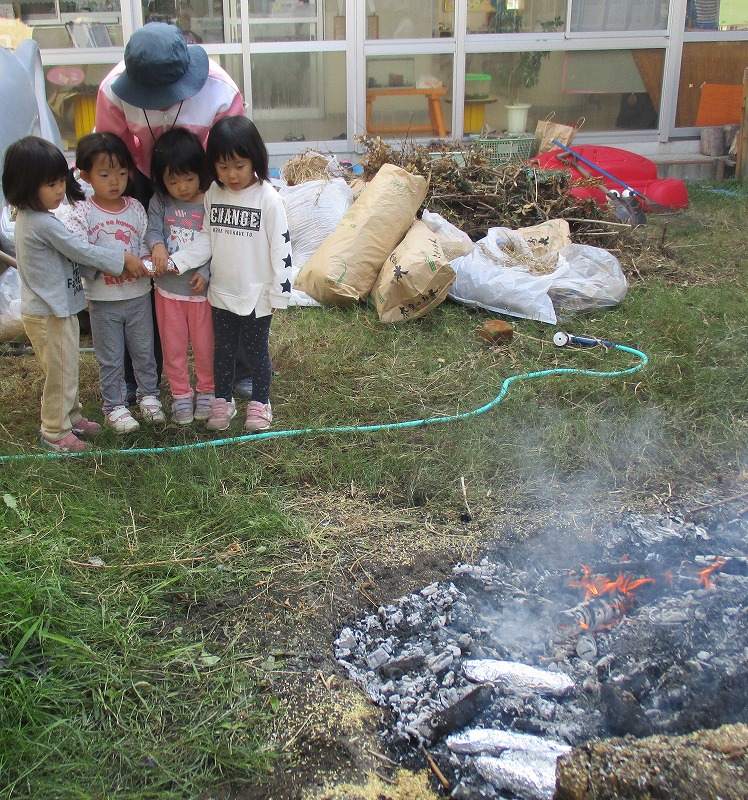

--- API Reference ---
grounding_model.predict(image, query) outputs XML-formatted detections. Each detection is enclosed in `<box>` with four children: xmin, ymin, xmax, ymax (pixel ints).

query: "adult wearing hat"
<box><xmin>95</xmin><ymin>22</ymin><xmax>255</xmax><ymax>400</ymax></box>
<box><xmin>96</xmin><ymin>21</ymin><xmax>245</xmax><ymax>188</ymax></box>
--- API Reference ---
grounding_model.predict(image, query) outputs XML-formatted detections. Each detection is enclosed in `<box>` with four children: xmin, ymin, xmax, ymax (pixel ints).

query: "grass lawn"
<box><xmin>0</xmin><ymin>181</ymin><xmax>747</xmax><ymax>799</ymax></box>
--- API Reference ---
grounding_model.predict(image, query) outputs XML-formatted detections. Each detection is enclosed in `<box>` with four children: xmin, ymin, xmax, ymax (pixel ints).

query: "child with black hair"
<box><xmin>169</xmin><ymin>115</ymin><xmax>292</xmax><ymax>433</ymax></box>
<box><xmin>1</xmin><ymin>135</ymin><xmax>144</xmax><ymax>452</ymax></box>
<box><xmin>66</xmin><ymin>131</ymin><xmax>164</xmax><ymax>434</ymax></box>
<box><xmin>145</xmin><ymin>127</ymin><xmax>214</xmax><ymax>425</ymax></box>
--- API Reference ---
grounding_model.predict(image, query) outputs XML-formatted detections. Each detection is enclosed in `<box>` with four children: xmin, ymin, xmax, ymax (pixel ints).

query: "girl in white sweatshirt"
<box><xmin>171</xmin><ymin>116</ymin><xmax>292</xmax><ymax>433</ymax></box>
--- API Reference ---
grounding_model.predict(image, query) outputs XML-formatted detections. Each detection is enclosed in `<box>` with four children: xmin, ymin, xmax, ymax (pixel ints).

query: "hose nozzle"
<box><xmin>553</xmin><ymin>331</ymin><xmax>616</xmax><ymax>348</ymax></box>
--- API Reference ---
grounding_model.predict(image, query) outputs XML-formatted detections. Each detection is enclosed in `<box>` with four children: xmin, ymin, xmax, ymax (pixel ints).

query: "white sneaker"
<box><xmin>105</xmin><ymin>405</ymin><xmax>140</xmax><ymax>434</ymax></box>
<box><xmin>139</xmin><ymin>395</ymin><xmax>166</xmax><ymax>424</ymax></box>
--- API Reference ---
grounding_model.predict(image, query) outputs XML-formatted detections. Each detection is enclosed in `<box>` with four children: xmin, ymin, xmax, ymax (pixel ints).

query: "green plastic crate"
<box><xmin>477</xmin><ymin>136</ymin><xmax>534</xmax><ymax>166</ymax></box>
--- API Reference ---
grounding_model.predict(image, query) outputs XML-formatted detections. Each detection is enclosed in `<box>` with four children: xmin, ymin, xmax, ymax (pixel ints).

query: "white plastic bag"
<box><xmin>549</xmin><ymin>244</ymin><xmax>628</xmax><ymax>313</ymax></box>
<box><xmin>0</xmin><ymin>205</ymin><xmax>15</xmax><ymax>258</ymax></box>
<box><xmin>449</xmin><ymin>227</ymin><xmax>569</xmax><ymax>324</ymax></box>
<box><xmin>421</xmin><ymin>209</ymin><xmax>474</xmax><ymax>261</ymax></box>
<box><xmin>0</xmin><ymin>266</ymin><xmax>25</xmax><ymax>341</ymax></box>
<box><xmin>280</xmin><ymin>177</ymin><xmax>354</xmax><ymax>307</ymax></box>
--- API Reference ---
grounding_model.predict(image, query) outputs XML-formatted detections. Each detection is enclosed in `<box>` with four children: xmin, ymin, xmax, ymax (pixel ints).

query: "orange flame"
<box><xmin>568</xmin><ymin>564</ymin><xmax>655</xmax><ymax>602</ymax></box>
<box><xmin>698</xmin><ymin>557</ymin><xmax>727</xmax><ymax>589</ymax></box>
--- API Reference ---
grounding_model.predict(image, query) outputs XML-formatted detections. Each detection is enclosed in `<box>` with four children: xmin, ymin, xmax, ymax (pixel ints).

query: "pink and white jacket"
<box><xmin>95</xmin><ymin>60</ymin><xmax>245</xmax><ymax>176</ymax></box>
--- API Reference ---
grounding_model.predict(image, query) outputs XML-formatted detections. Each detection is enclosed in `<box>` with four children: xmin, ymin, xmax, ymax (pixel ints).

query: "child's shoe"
<box><xmin>139</xmin><ymin>395</ymin><xmax>166</xmax><ymax>424</ymax></box>
<box><xmin>171</xmin><ymin>398</ymin><xmax>194</xmax><ymax>426</ymax></box>
<box><xmin>105</xmin><ymin>405</ymin><xmax>140</xmax><ymax>434</ymax></box>
<box><xmin>71</xmin><ymin>417</ymin><xmax>102</xmax><ymax>438</ymax></box>
<box><xmin>39</xmin><ymin>431</ymin><xmax>90</xmax><ymax>452</ymax></box>
<box><xmin>244</xmin><ymin>401</ymin><xmax>272</xmax><ymax>432</ymax></box>
<box><xmin>206</xmin><ymin>398</ymin><xmax>236</xmax><ymax>431</ymax></box>
<box><xmin>194</xmin><ymin>393</ymin><xmax>214</xmax><ymax>421</ymax></box>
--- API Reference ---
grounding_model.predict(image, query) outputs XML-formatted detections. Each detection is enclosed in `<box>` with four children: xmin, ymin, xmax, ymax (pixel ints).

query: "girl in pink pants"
<box><xmin>145</xmin><ymin>128</ymin><xmax>215</xmax><ymax>425</ymax></box>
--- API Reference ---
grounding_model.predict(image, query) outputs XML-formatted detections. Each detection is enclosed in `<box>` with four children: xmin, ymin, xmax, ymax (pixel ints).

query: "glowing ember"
<box><xmin>698</xmin><ymin>556</ymin><xmax>727</xmax><ymax>589</ymax></box>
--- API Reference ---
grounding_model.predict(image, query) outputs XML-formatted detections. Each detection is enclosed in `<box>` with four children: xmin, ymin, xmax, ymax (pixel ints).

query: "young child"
<box><xmin>66</xmin><ymin>132</ymin><xmax>165</xmax><ymax>433</ymax></box>
<box><xmin>170</xmin><ymin>116</ymin><xmax>292</xmax><ymax>433</ymax></box>
<box><xmin>1</xmin><ymin>136</ymin><xmax>145</xmax><ymax>452</ymax></box>
<box><xmin>145</xmin><ymin>127</ymin><xmax>214</xmax><ymax>425</ymax></box>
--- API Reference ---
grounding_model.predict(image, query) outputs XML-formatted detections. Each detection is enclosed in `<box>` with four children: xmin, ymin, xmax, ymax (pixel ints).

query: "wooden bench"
<box><xmin>366</xmin><ymin>87</ymin><xmax>447</xmax><ymax>137</ymax></box>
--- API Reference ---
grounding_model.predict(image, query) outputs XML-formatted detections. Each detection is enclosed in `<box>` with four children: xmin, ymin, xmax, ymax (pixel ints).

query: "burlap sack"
<box><xmin>371</xmin><ymin>220</ymin><xmax>455</xmax><ymax>323</ymax></box>
<box><xmin>294</xmin><ymin>163</ymin><xmax>428</xmax><ymax>307</ymax></box>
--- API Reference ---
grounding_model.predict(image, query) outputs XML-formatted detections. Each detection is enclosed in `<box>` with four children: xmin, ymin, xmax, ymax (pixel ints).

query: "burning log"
<box><xmin>672</xmin><ymin>556</ymin><xmax>729</xmax><ymax>589</ymax></box>
<box><xmin>555</xmin><ymin>722</ymin><xmax>748</xmax><ymax>800</ymax></box>
<box><xmin>463</xmin><ymin>659</ymin><xmax>574</xmax><ymax>697</ymax></box>
<box><xmin>557</xmin><ymin>564</ymin><xmax>660</xmax><ymax>631</ymax></box>
<box><xmin>556</xmin><ymin>597</ymin><xmax>629</xmax><ymax>631</ymax></box>
<box><xmin>694</xmin><ymin>554</ymin><xmax>746</xmax><ymax>577</ymax></box>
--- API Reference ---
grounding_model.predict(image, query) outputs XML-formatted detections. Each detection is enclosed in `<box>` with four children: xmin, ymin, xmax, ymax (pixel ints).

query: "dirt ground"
<box><xmin>194</xmin><ymin>471</ymin><xmax>748</xmax><ymax>800</ymax></box>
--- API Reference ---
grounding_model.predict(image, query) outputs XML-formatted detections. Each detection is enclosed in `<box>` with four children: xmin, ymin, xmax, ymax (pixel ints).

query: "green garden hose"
<box><xmin>0</xmin><ymin>338</ymin><xmax>648</xmax><ymax>462</ymax></box>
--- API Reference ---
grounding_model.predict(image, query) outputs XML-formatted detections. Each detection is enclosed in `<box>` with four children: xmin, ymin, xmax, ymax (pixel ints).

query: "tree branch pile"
<box><xmin>355</xmin><ymin>135</ymin><xmax>631</xmax><ymax>249</ymax></box>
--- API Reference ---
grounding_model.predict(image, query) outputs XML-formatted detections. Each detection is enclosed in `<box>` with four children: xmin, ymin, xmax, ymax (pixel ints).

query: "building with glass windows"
<box><xmin>7</xmin><ymin>1</ymin><xmax>748</xmax><ymax>166</ymax></box>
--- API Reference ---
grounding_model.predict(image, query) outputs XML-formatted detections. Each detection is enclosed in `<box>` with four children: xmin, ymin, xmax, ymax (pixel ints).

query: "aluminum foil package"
<box><xmin>474</xmin><ymin>750</ymin><xmax>559</xmax><ymax>800</ymax></box>
<box><xmin>463</xmin><ymin>658</ymin><xmax>574</xmax><ymax>696</ymax></box>
<box><xmin>142</xmin><ymin>257</ymin><xmax>179</xmax><ymax>274</ymax></box>
<box><xmin>446</xmin><ymin>727</ymin><xmax>571</xmax><ymax>758</ymax></box>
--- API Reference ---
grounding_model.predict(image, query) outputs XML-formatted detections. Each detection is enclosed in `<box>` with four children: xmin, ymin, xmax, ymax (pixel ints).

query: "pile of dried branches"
<box><xmin>355</xmin><ymin>135</ymin><xmax>633</xmax><ymax>249</ymax></box>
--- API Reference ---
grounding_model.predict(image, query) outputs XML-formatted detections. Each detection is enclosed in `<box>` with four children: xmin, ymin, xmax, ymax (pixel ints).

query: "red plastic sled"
<box><xmin>529</xmin><ymin>145</ymin><xmax>689</xmax><ymax>212</ymax></box>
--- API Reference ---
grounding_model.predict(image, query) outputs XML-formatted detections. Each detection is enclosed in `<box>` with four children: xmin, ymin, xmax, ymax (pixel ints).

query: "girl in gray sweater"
<box><xmin>1</xmin><ymin>136</ymin><xmax>145</xmax><ymax>452</ymax></box>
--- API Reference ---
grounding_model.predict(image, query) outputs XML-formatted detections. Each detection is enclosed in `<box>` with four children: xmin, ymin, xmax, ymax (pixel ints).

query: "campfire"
<box><xmin>335</xmin><ymin>507</ymin><xmax>748</xmax><ymax>798</ymax></box>
<box><xmin>560</xmin><ymin>564</ymin><xmax>656</xmax><ymax>631</ymax></box>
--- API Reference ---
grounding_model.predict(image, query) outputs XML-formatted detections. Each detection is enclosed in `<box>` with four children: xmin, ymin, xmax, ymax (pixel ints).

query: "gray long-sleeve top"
<box><xmin>14</xmin><ymin>209</ymin><xmax>125</xmax><ymax>317</ymax></box>
<box><xmin>144</xmin><ymin>193</ymin><xmax>210</xmax><ymax>298</ymax></box>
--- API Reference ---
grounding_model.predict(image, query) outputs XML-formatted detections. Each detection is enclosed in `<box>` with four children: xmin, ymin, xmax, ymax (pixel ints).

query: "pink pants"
<box><xmin>154</xmin><ymin>292</ymin><xmax>215</xmax><ymax>399</ymax></box>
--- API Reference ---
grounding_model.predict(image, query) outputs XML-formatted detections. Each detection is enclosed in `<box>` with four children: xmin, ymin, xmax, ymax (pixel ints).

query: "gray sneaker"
<box><xmin>194</xmin><ymin>393</ymin><xmax>214</xmax><ymax>421</ymax></box>
<box><xmin>233</xmin><ymin>377</ymin><xmax>254</xmax><ymax>399</ymax></box>
<box><xmin>171</xmin><ymin>398</ymin><xmax>194</xmax><ymax>426</ymax></box>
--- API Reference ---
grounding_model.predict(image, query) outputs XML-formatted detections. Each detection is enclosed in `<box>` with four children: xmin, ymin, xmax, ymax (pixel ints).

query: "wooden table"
<box><xmin>366</xmin><ymin>87</ymin><xmax>448</xmax><ymax>137</ymax></box>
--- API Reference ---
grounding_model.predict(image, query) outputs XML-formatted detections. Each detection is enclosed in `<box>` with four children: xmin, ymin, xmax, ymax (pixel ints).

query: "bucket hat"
<box><xmin>111</xmin><ymin>22</ymin><xmax>209</xmax><ymax>110</ymax></box>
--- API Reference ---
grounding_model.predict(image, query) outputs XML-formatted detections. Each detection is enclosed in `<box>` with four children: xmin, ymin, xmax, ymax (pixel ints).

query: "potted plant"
<box><xmin>498</xmin><ymin>15</ymin><xmax>563</xmax><ymax>134</ymax></box>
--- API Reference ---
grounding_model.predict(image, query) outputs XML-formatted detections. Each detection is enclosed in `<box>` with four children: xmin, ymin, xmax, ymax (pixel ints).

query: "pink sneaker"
<box><xmin>40</xmin><ymin>431</ymin><xmax>90</xmax><ymax>452</ymax></box>
<box><xmin>206</xmin><ymin>398</ymin><xmax>236</xmax><ymax>431</ymax></box>
<box><xmin>245</xmin><ymin>401</ymin><xmax>272</xmax><ymax>432</ymax></box>
<box><xmin>71</xmin><ymin>416</ymin><xmax>102</xmax><ymax>438</ymax></box>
